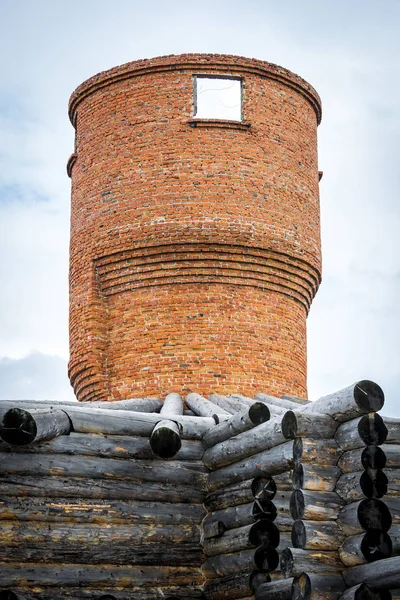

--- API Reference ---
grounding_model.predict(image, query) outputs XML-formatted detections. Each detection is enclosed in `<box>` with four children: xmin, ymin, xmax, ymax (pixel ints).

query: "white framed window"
<box><xmin>194</xmin><ymin>76</ymin><xmax>242</xmax><ymax>121</ymax></box>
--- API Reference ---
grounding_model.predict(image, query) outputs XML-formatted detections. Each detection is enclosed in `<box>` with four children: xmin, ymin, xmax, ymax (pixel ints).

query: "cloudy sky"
<box><xmin>0</xmin><ymin>0</ymin><xmax>399</xmax><ymax>414</ymax></box>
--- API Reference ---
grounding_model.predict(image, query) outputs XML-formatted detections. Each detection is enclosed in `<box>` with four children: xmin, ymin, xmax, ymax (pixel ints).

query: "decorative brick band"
<box><xmin>94</xmin><ymin>244</ymin><xmax>320</xmax><ymax>312</ymax></box>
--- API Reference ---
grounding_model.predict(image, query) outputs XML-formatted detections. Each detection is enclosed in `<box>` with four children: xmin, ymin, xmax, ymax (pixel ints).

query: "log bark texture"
<box><xmin>292</xmin><ymin>572</ymin><xmax>346</xmax><ymax>600</ymax></box>
<box><xmin>203</xmin><ymin>520</ymin><xmax>280</xmax><ymax>556</ymax></box>
<box><xmin>202</xmin><ymin>499</ymin><xmax>277</xmax><ymax>531</ymax></box>
<box><xmin>186</xmin><ymin>393</ymin><xmax>230</xmax><ymax>420</ymax></box>
<box><xmin>343</xmin><ymin>556</ymin><xmax>400</xmax><ymax>588</ymax></box>
<box><xmin>282</xmin><ymin>411</ymin><xmax>337</xmax><ymax>440</ymax></box>
<box><xmin>202</xmin><ymin>404</ymin><xmax>271</xmax><ymax>449</ymax></box>
<box><xmin>203</xmin><ymin>546</ymin><xmax>279</xmax><ymax>578</ymax></box>
<box><xmin>0</xmin><ymin>408</ymin><xmax>71</xmax><ymax>446</ymax></box>
<box><xmin>335</xmin><ymin>471</ymin><xmax>388</xmax><ymax>502</ymax></box>
<box><xmin>335</xmin><ymin>413</ymin><xmax>388</xmax><ymax>452</ymax></box>
<box><xmin>204</xmin><ymin>571</ymin><xmax>271</xmax><ymax>600</ymax></box>
<box><xmin>293</xmin><ymin>463</ymin><xmax>341</xmax><ymax>492</ymax></box>
<box><xmin>281</xmin><ymin>547</ymin><xmax>344</xmax><ymax>577</ymax></box>
<box><xmin>337</xmin><ymin>499</ymin><xmax>392</xmax><ymax>534</ymax></box>
<box><xmin>292</xmin><ymin>520</ymin><xmax>345</xmax><ymax>550</ymax></box>
<box><xmin>290</xmin><ymin>490</ymin><xmax>343</xmax><ymax>521</ymax></box>
<box><xmin>293</xmin><ymin>438</ymin><xmax>341</xmax><ymax>466</ymax></box>
<box><xmin>339</xmin><ymin>530</ymin><xmax>392</xmax><ymax>566</ymax></box>
<box><xmin>204</xmin><ymin>478</ymin><xmax>276</xmax><ymax>512</ymax></box>
<box><xmin>338</xmin><ymin>445</ymin><xmax>386</xmax><ymax>473</ymax></box>
<box><xmin>254</xmin><ymin>578</ymin><xmax>294</xmax><ymax>600</ymax></box>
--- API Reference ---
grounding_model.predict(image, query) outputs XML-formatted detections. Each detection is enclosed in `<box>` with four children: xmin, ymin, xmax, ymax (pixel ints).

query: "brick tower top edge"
<box><xmin>67</xmin><ymin>53</ymin><xmax>322</xmax><ymax>402</ymax></box>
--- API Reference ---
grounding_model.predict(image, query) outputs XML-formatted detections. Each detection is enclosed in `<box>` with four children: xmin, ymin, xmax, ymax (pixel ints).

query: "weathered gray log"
<box><xmin>203</xmin><ymin>520</ymin><xmax>280</xmax><ymax>556</ymax></box>
<box><xmin>274</xmin><ymin>471</ymin><xmax>293</xmax><ymax>491</ymax></box>
<box><xmin>339</xmin><ymin>584</ymin><xmax>392</xmax><ymax>600</ymax></box>
<box><xmin>0</xmin><ymin>431</ymin><xmax>204</xmax><ymax>461</ymax></box>
<box><xmin>150</xmin><ymin>393</ymin><xmax>183</xmax><ymax>458</ymax></box>
<box><xmin>203</xmin><ymin>520</ymin><xmax>226</xmax><ymax>540</ymax></box>
<box><xmin>384</xmin><ymin>471</ymin><xmax>400</xmax><ymax>497</ymax></box>
<box><xmin>0</xmin><ymin>453</ymin><xmax>208</xmax><ymax>488</ymax></box>
<box><xmin>202</xmin><ymin>404</ymin><xmax>271</xmax><ymax>449</ymax></box>
<box><xmin>204</xmin><ymin>477</ymin><xmax>277</xmax><ymax>512</ymax></box>
<box><xmin>385</xmin><ymin>497</ymin><xmax>400</xmax><ymax>524</ymax></box>
<box><xmin>203</xmin><ymin>499</ymin><xmax>277</xmax><ymax>532</ymax></box>
<box><xmin>382</xmin><ymin>418</ymin><xmax>400</xmax><ymax>445</ymax></box>
<box><xmin>186</xmin><ymin>393</ymin><xmax>230</xmax><ymax>421</ymax></box>
<box><xmin>290</xmin><ymin>489</ymin><xmax>343</xmax><ymax>521</ymax></box>
<box><xmin>228</xmin><ymin>394</ymin><xmax>257</xmax><ymax>411</ymax></box>
<box><xmin>0</xmin><ymin>520</ymin><xmax>201</xmax><ymax>564</ymax></box>
<box><xmin>338</xmin><ymin>445</ymin><xmax>387</xmax><ymax>472</ymax></box>
<box><xmin>380</xmin><ymin>445</ymin><xmax>400</xmax><ymax>469</ymax></box>
<box><xmin>0</xmin><ymin>564</ymin><xmax>204</xmax><ymax>587</ymax></box>
<box><xmin>281</xmin><ymin>547</ymin><xmax>344</xmax><ymax>577</ymax></box>
<box><xmin>343</xmin><ymin>555</ymin><xmax>400</xmax><ymax>588</ymax></box>
<box><xmin>208</xmin><ymin>394</ymin><xmax>238</xmax><ymax>414</ymax></box>
<box><xmin>203</xmin><ymin>416</ymin><xmax>285</xmax><ymax>471</ymax></box>
<box><xmin>282</xmin><ymin>411</ymin><xmax>337</xmax><ymax>440</ymax></box>
<box><xmin>255</xmin><ymin>393</ymin><xmax>304</xmax><ymax>410</ymax></box>
<box><xmin>281</xmin><ymin>394</ymin><xmax>311</xmax><ymax>405</ymax></box>
<box><xmin>0</xmin><ymin>397</ymin><xmax>163</xmax><ymax>414</ymax></box>
<box><xmin>0</xmin><ymin>408</ymin><xmax>71</xmax><ymax>446</ymax></box>
<box><xmin>0</xmin><ymin>588</ymin><xmax>205</xmax><ymax>600</ymax></box>
<box><xmin>0</xmin><ymin>496</ymin><xmax>205</xmax><ymax>524</ymax></box>
<box><xmin>255</xmin><ymin>578</ymin><xmax>294</xmax><ymax>600</ymax></box>
<box><xmin>388</xmin><ymin>524</ymin><xmax>400</xmax><ymax>554</ymax></box>
<box><xmin>335</xmin><ymin>413</ymin><xmax>388</xmax><ymax>451</ymax></box>
<box><xmin>0</xmin><ymin>473</ymin><xmax>205</xmax><ymax>503</ymax></box>
<box><xmin>292</xmin><ymin>520</ymin><xmax>345</xmax><ymax>550</ymax></box>
<box><xmin>339</xmin><ymin>530</ymin><xmax>392</xmax><ymax>566</ymax></box>
<box><xmin>293</xmin><ymin>463</ymin><xmax>341</xmax><ymax>492</ymax></box>
<box><xmin>293</xmin><ymin>437</ymin><xmax>341</xmax><ymax>466</ymax></box>
<box><xmin>48</xmin><ymin>405</ymin><xmax>215</xmax><ymax>439</ymax></box>
<box><xmin>204</xmin><ymin>571</ymin><xmax>271</xmax><ymax>600</ymax></box>
<box><xmin>292</xmin><ymin>572</ymin><xmax>346</xmax><ymax>600</ymax></box>
<box><xmin>203</xmin><ymin>546</ymin><xmax>279</xmax><ymax>578</ymax></box>
<box><xmin>337</xmin><ymin>499</ymin><xmax>392</xmax><ymax>534</ymax></box>
<box><xmin>207</xmin><ymin>441</ymin><xmax>295</xmax><ymax>492</ymax></box>
<box><xmin>300</xmin><ymin>381</ymin><xmax>384</xmax><ymax>422</ymax></box>
<box><xmin>336</xmin><ymin>470</ymin><xmax>388</xmax><ymax>502</ymax></box>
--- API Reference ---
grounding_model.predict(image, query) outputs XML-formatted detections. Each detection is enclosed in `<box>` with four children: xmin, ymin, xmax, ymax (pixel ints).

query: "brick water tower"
<box><xmin>67</xmin><ymin>54</ymin><xmax>322</xmax><ymax>403</ymax></box>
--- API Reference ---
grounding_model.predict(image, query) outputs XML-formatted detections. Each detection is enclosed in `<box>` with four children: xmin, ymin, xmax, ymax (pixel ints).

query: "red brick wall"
<box><xmin>67</xmin><ymin>54</ymin><xmax>322</xmax><ymax>402</ymax></box>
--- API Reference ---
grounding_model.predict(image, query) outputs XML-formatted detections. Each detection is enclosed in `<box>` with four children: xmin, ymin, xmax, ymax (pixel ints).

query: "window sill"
<box><xmin>187</xmin><ymin>119</ymin><xmax>251</xmax><ymax>130</ymax></box>
<box><xmin>67</xmin><ymin>153</ymin><xmax>78</xmax><ymax>178</ymax></box>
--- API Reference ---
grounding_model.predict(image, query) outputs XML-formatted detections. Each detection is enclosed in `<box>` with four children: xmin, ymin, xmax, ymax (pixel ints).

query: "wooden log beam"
<box><xmin>293</xmin><ymin>438</ymin><xmax>341</xmax><ymax>466</ymax></box>
<box><xmin>203</xmin><ymin>499</ymin><xmax>277</xmax><ymax>532</ymax></box>
<box><xmin>185</xmin><ymin>393</ymin><xmax>230</xmax><ymax>421</ymax></box>
<box><xmin>203</xmin><ymin>416</ymin><xmax>285</xmax><ymax>471</ymax></box>
<box><xmin>0</xmin><ymin>397</ymin><xmax>163</xmax><ymax>414</ymax></box>
<box><xmin>254</xmin><ymin>578</ymin><xmax>294</xmax><ymax>600</ymax></box>
<box><xmin>0</xmin><ymin>497</ymin><xmax>206</xmax><ymax>524</ymax></box>
<box><xmin>203</xmin><ymin>520</ymin><xmax>226</xmax><ymax>540</ymax></box>
<box><xmin>0</xmin><ymin>563</ymin><xmax>204</xmax><ymax>587</ymax></box>
<box><xmin>204</xmin><ymin>571</ymin><xmax>271</xmax><ymax>600</ymax></box>
<box><xmin>203</xmin><ymin>546</ymin><xmax>279</xmax><ymax>578</ymax></box>
<box><xmin>300</xmin><ymin>381</ymin><xmax>384</xmax><ymax>422</ymax></box>
<box><xmin>0</xmin><ymin>431</ymin><xmax>204</xmax><ymax>461</ymax></box>
<box><xmin>338</xmin><ymin>445</ymin><xmax>387</xmax><ymax>473</ymax></box>
<box><xmin>335</xmin><ymin>413</ymin><xmax>388</xmax><ymax>452</ymax></box>
<box><xmin>208</xmin><ymin>394</ymin><xmax>238</xmax><ymax>414</ymax></box>
<box><xmin>282</xmin><ymin>411</ymin><xmax>337</xmax><ymax>440</ymax></box>
<box><xmin>337</xmin><ymin>499</ymin><xmax>392</xmax><ymax>535</ymax></box>
<box><xmin>0</xmin><ymin>474</ymin><xmax>205</xmax><ymax>503</ymax></box>
<box><xmin>382</xmin><ymin>418</ymin><xmax>400</xmax><ymax>444</ymax></box>
<box><xmin>339</xmin><ymin>584</ymin><xmax>392</xmax><ymax>600</ymax></box>
<box><xmin>281</xmin><ymin>547</ymin><xmax>344</xmax><ymax>577</ymax></box>
<box><xmin>339</xmin><ymin>530</ymin><xmax>392</xmax><ymax>566</ymax></box>
<box><xmin>343</xmin><ymin>556</ymin><xmax>400</xmax><ymax>588</ymax></box>
<box><xmin>336</xmin><ymin>470</ymin><xmax>388</xmax><ymax>502</ymax></box>
<box><xmin>0</xmin><ymin>521</ymin><xmax>201</xmax><ymax>564</ymax></box>
<box><xmin>202</xmin><ymin>404</ymin><xmax>271</xmax><ymax>449</ymax></box>
<box><xmin>292</xmin><ymin>520</ymin><xmax>345</xmax><ymax>550</ymax></box>
<box><xmin>150</xmin><ymin>393</ymin><xmax>183</xmax><ymax>458</ymax></box>
<box><xmin>0</xmin><ymin>453</ymin><xmax>208</xmax><ymax>488</ymax></box>
<box><xmin>204</xmin><ymin>477</ymin><xmax>276</xmax><ymax>512</ymax></box>
<box><xmin>255</xmin><ymin>393</ymin><xmax>305</xmax><ymax>410</ymax></box>
<box><xmin>281</xmin><ymin>394</ymin><xmax>311</xmax><ymax>405</ymax></box>
<box><xmin>293</xmin><ymin>463</ymin><xmax>341</xmax><ymax>492</ymax></box>
<box><xmin>290</xmin><ymin>490</ymin><xmax>343</xmax><ymax>521</ymax></box>
<box><xmin>0</xmin><ymin>588</ymin><xmax>206</xmax><ymax>600</ymax></box>
<box><xmin>385</xmin><ymin>497</ymin><xmax>400</xmax><ymax>524</ymax></box>
<box><xmin>207</xmin><ymin>441</ymin><xmax>295</xmax><ymax>492</ymax></box>
<box><xmin>0</xmin><ymin>408</ymin><xmax>71</xmax><ymax>446</ymax></box>
<box><xmin>203</xmin><ymin>520</ymin><xmax>280</xmax><ymax>556</ymax></box>
<box><xmin>380</xmin><ymin>445</ymin><xmax>400</xmax><ymax>469</ymax></box>
<box><xmin>292</xmin><ymin>572</ymin><xmax>346</xmax><ymax>600</ymax></box>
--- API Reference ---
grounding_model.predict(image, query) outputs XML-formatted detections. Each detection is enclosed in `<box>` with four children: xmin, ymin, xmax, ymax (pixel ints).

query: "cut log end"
<box><xmin>292</xmin><ymin>573</ymin><xmax>311</xmax><ymax>600</ymax></box>
<box><xmin>290</xmin><ymin>489</ymin><xmax>305</xmax><ymax>520</ymax></box>
<box><xmin>291</xmin><ymin>519</ymin><xmax>306</xmax><ymax>548</ymax></box>
<box><xmin>253</xmin><ymin>498</ymin><xmax>278</xmax><ymax>522</ymax></box>
<box><xmin>249</xmin><ymin>402</ymin><xmax>271</xmax><ymax>425</ymax></box>
<box><xmin>358</xmin><ymin>498</ymin><xmax>392</xmax><ymax>532</ymax></box>
<box><xmin>361</xmin><ymin>530</ymin><xmax>392</xmax><ymax>563</ymax></box>
<box><xmin>0</xmin><ymin>408</ymin><xmax>37</xmax><ymax>445</ymax></box>
<box><xmin>150</xmin><ymin>425</ymin><xmax>182</xmax><ymax>459</ymax></box>
<box><xmin>360</xmin><ymin>470</ymin><xmax>388</xmax><ymax>499</ymax></box>
<box><xmin>252</xmin><ymin>476</ymin><xmax>277</xmax><ymax>501</ymax></box>
<box><xmin>280</xmin><ymin>547</ymin><xmax>295</xmax><ymax>578</ymax></box>
<box><xmin>282</xmin><ymin>411</ymin><xmax>297</xmax><ymax>439</ymax></box>
<box><xmin>254</xmin><ymin>545</ymin><xmax>280</xmax><ymax>572</ymax></box>
<box><xmin>358</xmin><ymin>413</ymin><xmax>388</xmax><ymax>446</ymax></box>
<box><xmin>0</xmin><ymin>593</ymin><xmax>18</xmax><ymax>600</ymax></box>
<box><xmin>250</xmin><ymin>570</ymin><xmax>271</xmax><ymax>592</ymax></box>
<box><xmin>355</xmin><ymin>380</ymin><xmax>384</xmax><ymax>412</ymax></box>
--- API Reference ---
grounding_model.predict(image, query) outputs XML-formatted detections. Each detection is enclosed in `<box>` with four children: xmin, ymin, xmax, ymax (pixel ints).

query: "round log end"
<box><xmin>249</xmin><ymin>570</ymin><xmax>271</xmax><ymax>592</ymax></box>
<box><xmin>293</xmin><ymin>437</ymin><xmax>303</xmax><ymax>462</ymax></box>
<box><xmin>361</xmin><ymin>530</ymin><xmax>392</xmax><ymax>563</ymax></box>
<box><xmin>292</xmin><ymin>463</ymin><xmax>304</xmax><ymax>490</ymax></box>
<box><xmin>361</xmin><ymin>445</ymin><xmax>386</xmax><ymax>470</ymax></box>
<box><xmin>252</xmin><ymin>476</ymin><xmax>276</xmax><ymax>501</ymax></box>
<box><xmin>0</xmin><ymin>408</ymin><xmax>37</xmax><ymax>445</ymax></box>
<box><xmin>280</xmin><ymin>547</ymin><xmax>294</xmax><ymax>578</ymax></box>
<box><xmin>358</xmin><ymin>498</ymin><xmax>392</xmax><ymax>532</ymax></box>
<box><xmin>358</xmin><ymin>413</ymin><xmax>388</xmax><ymax>446</ymax></box>
<box><xmin>150</xmin><ymin>425</ymin><xmax>182</xmax><ymax>459</ymax></box>
<box><xmin>0</xmin><ymin>593</ymin><xmax>19</xmax><ymax>600</ymax></box>
<box><xmin>291</xmin><ymin>520</ymin><xmax>306</xmax><ymax>548</ymax></box>
<box><xmin>282</xmin><ymin>410</ymin><xmax>297</xmax><ymax>439</ymax></box>
<box><xmin>253</xmin><ymin>498</ymin><xmax>277</xmax><ymax>522</ymax></box>
<box><xmin>99</xmin><ymin>597</ymin><xmax>117</xmax><ymax>600</ymax></box>
<box><xmin>255</xmin><ymin>545</ymin><xmax>280</xmax><ymax>572</ymax></box>
<box><xmin>360</xmin><ymin>469</ymin><xmax>388</xmax><ymax>499</ymax></box>
<box><xmin>250</xmin><ymin>520</ymin><xmax>280</xmax><ymax>549</ymax></box>
<box><xmin>290</xmin><ymin>489</ymin><xmax>305</xmax><ymax>520</ymax></box>
<box><xmin>354</xmin><ymin>381</ymin><xmax>384</xmax><ymax>413</ymax></box>
<box><xmin>249</xmin><ymin>402</ymin><xmax>270</xmax><ymax>425</ymax></box>
<box><xmin>292</xmin><ymin>573</ymin><xmax>311</xmax><ymax>600</ymax></box>
<box><xmin>354</xmin><ymin>583</ymin><xmax>389</xmax><ymax>600</ymax></box>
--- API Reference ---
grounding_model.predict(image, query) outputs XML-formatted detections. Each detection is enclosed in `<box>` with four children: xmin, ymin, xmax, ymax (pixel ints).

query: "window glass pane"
<box><xmin>195</xmin><ymin>77</ymin><xmax>241</xmax><ymax>121</ymax></box>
